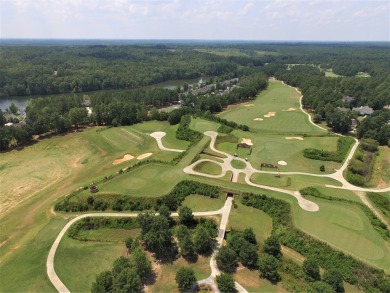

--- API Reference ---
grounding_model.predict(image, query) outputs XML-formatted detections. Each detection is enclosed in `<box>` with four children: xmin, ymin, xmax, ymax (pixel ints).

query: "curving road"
<box><xmin>150</xmin><ymin>131</ymin><xmax>184</xmax><ymax>152</ymax></box>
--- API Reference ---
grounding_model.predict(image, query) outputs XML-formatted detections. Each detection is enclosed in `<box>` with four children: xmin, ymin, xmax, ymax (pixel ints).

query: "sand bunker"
<box><xmin>113</xmin><ymin>154</ymin><xmax>134</xmax><ymax>165</ymax></box>
<box><xmin>254</xmin><ymin>118</ymin><xmax>264</xmax><ymax>121</ymax></box>
<box><xmin>264</xmin><ymin>112</ymin><xmax>276</xmax><ymax>118</ymax></box>
<box><xmin>241</xmin><ymin>138</ymin><xmax>253</xmax><ymax>146</ymax></box>
<box><xmin>285</xmin><ymin>137</ymin><xmax>304</xmax><ymax>140</ymax></box>
<box><xmin>278</xmin><ymin>160</ymin><xmax>287</xmax><ymax>165</ymax></box>
<box><xmin>282</xmin><ymin>108</ymin><xmax>296</xmax><ymax>111</ymax></box>
<box><xmin>242</xmin><ymin>103</ymin><xmax>255</xmax><ymax>107</ymax></box>
<box><xmin>137</xmin><ymin>153</ymin><xmax>153</xmax><ymax>160</ymax></box>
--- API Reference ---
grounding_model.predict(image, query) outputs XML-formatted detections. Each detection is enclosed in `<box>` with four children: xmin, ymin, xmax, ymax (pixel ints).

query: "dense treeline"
<box><xmin>0</xmin><ymin>46</ymin><xmax>238</xmax><ymax>96</ymax></box>
<box><xmin>241</xmin><ymin>193</ymin><xmax>390</xmax><ymax>292</ymax></box>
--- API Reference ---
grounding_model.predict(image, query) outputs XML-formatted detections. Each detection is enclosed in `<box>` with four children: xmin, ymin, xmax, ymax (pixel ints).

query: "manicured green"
<box><xmin>250</xmin><ymin>174</ymin><xmax>342</xmax><ymax>191</ymax></box>
<box><xmin>193</xmin><ymin>161</ymin><xmax>222</xmax><ymax>175</ymax></box>
<box><xmin>181</xmin><ymin>194</ymin><xmax>225</xmax><ymax>212</ymax></box>
<box><xmin>219</xmin><ymin>80</ymin><xmax>326</xmax><ymax>134</ymax></box>
<box><xmin>189</xmin><ymin>117</ymin><xmax>220</xmax><ymax>133</ymax></box>
<box><xmin>294</xmin><ymin>197</ymin><xmax>390</xmax><ymax>272</ymax></box>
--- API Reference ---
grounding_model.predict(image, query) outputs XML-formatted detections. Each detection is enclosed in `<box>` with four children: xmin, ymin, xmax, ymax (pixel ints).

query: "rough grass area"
<box><xmin>294</xmin><ymin>196</ymin><xmax>390</xmax><ymax>272</ymax></box>
<box><xmin>250</xmin><ymin>173</ymin><xmax>342</xmax><ymax>190</ymax></box>
<box><xmin>147</xmin><ymin>256</ymin><xmax>211</xmax><ymax>293</ymax></box>
<box><xmin>367</xmin><ymin>192</ymin><xmax>390</xmax><ymax>222</ymax></box>
<box><xmin>228</xmin><ymin>200</ymin><xmax>272</xmax><ymax>243</ymax></box>
<box><xmin>219</xmin><ymin>79</ymin><xmax>326</xmax><ymax>134</ymax></box>
<box><xmin>193</xmin><ymin>161</ymin><xmax>222</xmax><ymax>175</ymax></box>
<box><xmin>367</xmin><ymin>146</ymin><xmax>390</xmax><ymax>188</ymax></box>
<box><xmin>181</xmin><ymin>194</ymin><xmax>225</xmax><ymax>212</ymax></box>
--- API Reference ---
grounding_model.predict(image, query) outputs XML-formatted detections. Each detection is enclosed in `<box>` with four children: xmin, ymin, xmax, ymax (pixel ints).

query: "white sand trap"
<box><xmin>241</xmin><ymin>138</ymin><xmax>253</xmax><ymax>146</ymax></box>
<box><xmin>282</xmin><ymin>107</ymin><xmax>296</xmax><ymax>111</ymax></box>
<box><xmin>278</xmin><ymin>160</ymin><xmax>287</xmax><ymax>165</ymax></box>
<box><xmin>264</xmin><ymin>112</ymin><xmax>276</xmax><ymax>118</ymax></box>
<box><xmin>137</xmin><ymin>153</ymin><xmax>153</xmax><ymax>160</ymax></box>
<box><xmin>285</xmin><ymin>137</ymin><xmax>304</xmax><ymax>140</ymax></box>
<box><xmin>113</xmin><ymin>154</ymin><xmax>134</xmax><ymax>165</ymax></box>
<box><xmin>254</xmin><ymin>118</ymin><xmax>264</xmax><ymax>121</ymax></box>
<box><xmin>242</xmin><ymin>103</ymin><xmax>255</xmax><ymax>107</ymax></box>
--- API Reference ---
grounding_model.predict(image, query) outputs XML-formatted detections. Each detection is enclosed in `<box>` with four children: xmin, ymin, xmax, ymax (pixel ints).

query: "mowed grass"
<box><xmin>293</xmin><ymin>197</ymin><xmax>390</xmax><ymax>272</ymax></box>
<box><xmin>219</xmin><ymin>79</ymin><xmax>325</xmax><ymax>134</ymax></box>
<box><xmin>250</xmin><ymin>173</ymin><xmax>342</xmax><ymax>190</ymax></box>
<box><xmin>189</xmin><ymin>117</ymin><xmax>220</xmax><ymax>133</ymax></box>
<box><xmin>100</xmin><ymin>164</ymin><xmax>185</xmax><ymax>197</ymax></box>
<box><xmin>55</xmin><ymin>235</ymin><xmax>128</xmax><ymax>292</ymax></box>
<box><xmin>0</xmin><ymin>122</ymin><xmax>184</xmax><ymax>215</ymax></box>
<box><xmin>231</xmin><ymin>159</ymin><xmax>247</xmax><ymax>169</ymax></box>
<box><xmin>181</xmin><ymin>194</ymin><xmax>225</xmax><ymax>212</ymax></box>
<box><xmin>216</xmin><ymin>131</ymin><xmax>342</xmax><ymax>174</ymax></box>
<box><xmin>193</xmin><ymin>161</ymin><xmax>222</xmax><ymax>175</ymax></box>
<box><xmin>228</xmin><ymin>200</ymin><xmax>273</xmax><ymax>243</ymax></box>
<box><xmin>234</xmin><ymin>267</ymin><xmax>287</xmax><ymax>293</ymax></box>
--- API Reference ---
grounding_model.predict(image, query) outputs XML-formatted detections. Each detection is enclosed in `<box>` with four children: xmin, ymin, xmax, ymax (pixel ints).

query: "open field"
<box><xmin>324</xmin><ymin>69</ymin><xmax>343</xmax><ymax>77</ymax></box>
<box><xmin>294</xmin><ymin>196</ymin><xmax>390</xmax><ymax>272</ymax></box>
<box><xmin>219</xmin><ymin>80</ymin><xmax>326</xmax><ymax>134</ymax></box>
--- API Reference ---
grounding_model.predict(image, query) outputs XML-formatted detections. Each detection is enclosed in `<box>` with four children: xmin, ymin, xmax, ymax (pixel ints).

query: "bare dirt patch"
<box><xmin>241</xmin><ymin>138</ymin><xmax>253</xmax><ymax>146</ymax></box>
<box><xmin>242</xmin><ymin>103</ymin><xmax>255</xmax><ymax>107</ymax></box>
<box><xmin>137</xmin><ymin>153</ymin><xmax>153</xmax><ymax>160</ymax></box>
<box><xmin>285</xmin><ymin>136</ymin><xmax>304</xmax><ymax>140</ymax></box>
<box><xmin>264</xmin><ymin>112</ymin><xmax>276</xmax><ymax>118</ymax></box>
<box><xmin>112</xmin><ymin>154</ymin><xmax>134</xmax><ymax>165</ymax></box>
<box><xmin>282</xmin><ymin>107</ymin><xmax>296</xmax><ymax>111</ymax></box>
<box><xmin>254</xmin><ymin>118</ymin><xmax>264</xmax><ymax>121</ymax></box>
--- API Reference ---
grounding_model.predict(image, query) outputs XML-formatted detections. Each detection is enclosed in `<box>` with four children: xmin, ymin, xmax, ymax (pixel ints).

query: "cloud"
<box><xmin>239</xmin><ymin>1</ymin><xmax>254</xmax><ymax>16</ymax></box>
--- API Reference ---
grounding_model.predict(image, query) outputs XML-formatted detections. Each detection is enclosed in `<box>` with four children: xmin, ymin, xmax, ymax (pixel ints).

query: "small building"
<box><xmin>342</xmin><ymin>96</ymin><xmax>355</xmax><ymax>105</ymax></box>
<box><xmin>352</xmin><ymin>106</ymin><xmax>374</xmax><ymax>116</ymax></box>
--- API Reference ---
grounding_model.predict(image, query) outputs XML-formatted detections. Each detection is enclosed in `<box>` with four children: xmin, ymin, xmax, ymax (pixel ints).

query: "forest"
<box><xmin>0</xmin><ymin>42</ymin><xmax>389</xmax><ymax>150</ymax></box>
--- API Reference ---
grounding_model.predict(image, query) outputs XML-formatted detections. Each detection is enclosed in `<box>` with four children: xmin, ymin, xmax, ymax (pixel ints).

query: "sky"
<box><xmin>1</xmin><ymin>0</ymin><xmax>389</xmax><ymax>41</ymax></box>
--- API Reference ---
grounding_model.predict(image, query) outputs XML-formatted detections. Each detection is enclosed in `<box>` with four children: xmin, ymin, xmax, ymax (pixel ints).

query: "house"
<box><xmin>352</xmin><ymin>106</ymin><xmax>374</xmax><ymax>116</ymax></box>
<box><xmin>4</xmin><ymin>113</ymin><xmax>19</xmax><ymax>123</ymax></box>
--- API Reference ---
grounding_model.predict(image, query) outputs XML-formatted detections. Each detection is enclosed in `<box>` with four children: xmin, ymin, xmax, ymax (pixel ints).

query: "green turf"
<box><xmin>228</xmin><ymin>200</ymin><xmax>273</xmax><ymax>243</ymax></box>
<box><xmin>324</xmin><ymin>69</ymin><xmax>343</xmax><ymax>77</ymax></box>
<box><xmin>315</xmin><ymin>187</ymin><xmax>363</xmax><ymax>203</ymax></box>
<box><xmin>193</xmin><ymin>161</ymin><xmax>222</xmax><ymax>175</ymax></box>
<box><xmin>55</xmin><ymin>235</ymin><xmax>126</xmax><ymax>292</ymax></box>
<box><xmin>355</xmin><ymin>72</ymin><xmax>371</xmax><ymax>78</ymax></box>
<box><xmin>77</xmin><ymin>228</ymin><xmax>141</xmax><ymax>242</ymax></box>
<box><xmin>293</xmin><ymin>197</ymin><xmax>390</xmax><ymax>272</ymax></box>
<box><xmin>231</xmin><ymin>159</ymin><xmax>247</xmax><ymax>169</ymax></box>
<box><xmin>216</xmin><ymin>131</ymin><xmax>342</xmax><ymax>174</ymax></box>
<box><xmin>219</xmin><ymin>80</ymin><xmax>326</xmax><ymax>134</ymax></box>
<box><xmin>250</xmin><ymin>173</ymin><xmax>342</xmax><ymax>191</ymax></box>
<box><xmin>181</xmin><ymin>194</ymin><xmax>225</xmax><ymax>212</ymax></box>
<box><xmin>189</xmin><ymin>117</ymin><xmax>220</xmax><ymax>133</ymax></box>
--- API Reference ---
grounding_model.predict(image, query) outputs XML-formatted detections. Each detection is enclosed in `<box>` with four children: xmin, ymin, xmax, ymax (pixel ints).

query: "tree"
<box><xmin>158</xmin><ymin>205</ymin><xmax>172</xmax><ymax>222</ymax></box>
<box><xmin>69</xmin><ymin>107</ymin><xmax>88</xmax><ymax>129</ymax></box>
<box><xmin>113</xmin><ymin>268</ymin><xmax>142</xmax><ymax>293</ymax></box>
<box><xmin>323</xmin><ymin>269</ymin><xmax>344</xmax><ymax>293</ymax></box>
<box><xmin>193</xmin><ymin>226</ymin><xmax>214</xmax><ymax>254</ymax></box>
<box><xmin>319</xmin><ymin>165</ymin><xmax>325</xmax><ymax>172</ymax></box>
<box><xmin>179</xmin><ymin>235</ymin><xmax>195</xmax><ymax>259</ymax></box>
<box><xmin>216</xmin><ymin>273</ymin><xmax>237</xmax><ymax>293</ymax></box>
<box><xmin>0</xmin><ymin>111</ymin><xmax>6</xmax><ymax>126</ymax></box>
<box><xmin>313</xmin><ymin>114</ymin><xmax>322</xmax><ymax>124</ymax></box>
<box><xmin>179</xmin><ymin>206</ymin><xmax>194</xmax><ymax>226</ymax></box>
<box><xmin>263</xmin><ymin>235</ymin><xmax>282</xmax><ymax>258</ymax></box>
<box><xmin>243</xmin><ymin>228</ymin><xmax>257</xmax><ymax>245</ymax></box>
<box><xmin>258</xmin><ymin>254</ymin><xmax>280</xmax><ymax>283</ymax></box>
<box><xmin>129</xmin><ymin>247</ymin><xmax>152</xmax><ymax>282</ymax></box>
<box><xmin>140</xmin><ymin>215</ymin><xmax>173</xmax><ymax>256</ymax></box>
<box><xmin>303</xmin><ymin>257</ymin><xmax>321</xmax><ymax>281</ymax></box>
<box><xmin>307</xmin><ymin>281</ymin><xmax>335</xmax><ymax>293</ymax></box>
<box><xmin>216</xmin><ymin>246</ymin><xmax>238</xmax><ymax>273</ymax></box>
<box><xmin>125</xmin><ymin>236</ymin><xmax>134</xmax><ymax>252</ymax></box>
<box><xmin>9</xmin><ymin>102</ymin><xmax>19</xmax><ymax>115</ymax></box>
<box><xmin>91</xmin><ymin>271</ymin><xmax>113</xmax><ymax>293</ymax></box>
<box><xmin>175</xmin><ymin>267</ymin><xmax>196</xmax><ymax>293</ymax></box>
